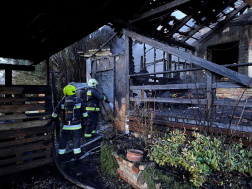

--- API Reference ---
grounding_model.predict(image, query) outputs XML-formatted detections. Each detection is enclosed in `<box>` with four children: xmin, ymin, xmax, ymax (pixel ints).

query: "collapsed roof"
<box><xmin>112</xmin><ymin>0</ymin><xmax>250</xmax><ymax>48</ymax></box>
<box><xmin>0</xmin><ymin>0</ymin><xmax>250</xmax><ymax>63</ymax></box>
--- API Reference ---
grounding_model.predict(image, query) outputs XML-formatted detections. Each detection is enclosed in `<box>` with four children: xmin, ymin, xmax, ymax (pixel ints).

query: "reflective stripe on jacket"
<box><xmin>86</xmin><ymin>87</ymin><xmax>106</xmax><ymax>111</ymax></box>
<box><xmin>51</xmin><ymin>96</ymin><xmax>88</xmax><ymax>127</ymax></box>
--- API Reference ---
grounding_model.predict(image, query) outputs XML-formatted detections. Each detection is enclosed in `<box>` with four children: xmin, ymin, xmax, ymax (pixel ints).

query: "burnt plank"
<box><xmin>131</xmin><ymin>0</ymin><xmax>191</xmax><ymax>23</ymax></box>
<box><xmin>0</xmin><ymin>96</ymin><xmax>51</xmax><ymax>103</ymax></box>
<box><xmin>0</xmin><ymin>113</ymin><xmax>51</xmax><ymax>121</ymax></box>
<box><xmin>0</xmin><ymin>150</ymin><xmax>52</xmax><ymax>166</ymax></box>
<box><xmin>0</xmin><ymin>134</ymin><xmax>52</xmax><ymax>148</ymax></box>
<box><xmin>0</xmin><ymin>126</ymin><xmax>52</xmax><ymax>139</ymax></box>
<box><xmin>167</xmin><ymin>0</ymin><xmax>211</xmax><ymax>38</ymax></box>
<box><xmin>0</xmin><ymin>64</ymin><xmax>35</xmax><ymax>71</ymax></box>
<box><xmin>124</xmin><ymin>29</ymin><xmax>252</xmax><ymax>87</ymax></box>
<box><xmin>128</xmin><ymin>118</ymin><xmax>252</xmax><ymax>139</ymax></box>
<box><xmin>130</xmin><ymin>83</ymin><xmax>206</xmax><ymax>90</ymax></box>
<box><xmin>0</xmin><ymin>157</ymin><xmax>53</xmax><ymax>176</ymax></box>
<box><xmin>130</xmin><ymin>97</ymin><xmax>206</xmax><ymax>104</ymax></box>
<box><xmin>0</xmin><ymin>104</ymin><xmax>51</xmax><ymax>113</ymax></box>
<box><xmin>0</xmin><ymin>141</ymin><xmax>53</xmax><ymax>158</ymax></box>
<box><xmin>181</xmin><ymin>0</ymin><xmax>238</xmax><ymax>42</ymax></box>
<box><xmin>196</xmin><ymin>3</ymin><xmax>248</xmax><ymax>45</ymax></box>
<box><xmin>0</xmin><ymin>120</ymin><xmax>51</xmax><ymax>131</ymax></box>
<box><xmin>0</xmin><ymin>86</ymin><xmax>51</xmax><ymax>94</ymax></box>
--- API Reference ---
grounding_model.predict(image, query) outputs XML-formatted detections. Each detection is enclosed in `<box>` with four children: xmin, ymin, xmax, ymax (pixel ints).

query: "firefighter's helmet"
<box><xmin>63</xmin><ymin>85</ymin><xmax>76</xmax><ymax>96</ymax></box>
<box><xmin>88</xmin><ymin>78</ymin><xmax>99</xmax><ymax>87</ymax></box>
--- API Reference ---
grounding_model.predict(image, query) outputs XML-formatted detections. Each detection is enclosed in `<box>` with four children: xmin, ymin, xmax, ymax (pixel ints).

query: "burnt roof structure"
<box><xmin>0</xmin><ymin>0</ymin><xmax>250</xmax><ymax>64</ymax></box>
<box><xmin>112</xmin><ymin>0</ymin><xmax>250</xmax><ymax>48</ymax></box>
<box><xmin>0</xmin><ymin>0</ymin><xmax>146</xmax><ymax>63</ymax></box>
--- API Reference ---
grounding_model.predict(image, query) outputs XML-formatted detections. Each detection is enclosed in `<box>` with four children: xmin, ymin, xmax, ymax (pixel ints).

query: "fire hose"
<box><xmin>52</xmin><ymin>121</ymin><xmax>96</xmax><ymax>189</ymax></box>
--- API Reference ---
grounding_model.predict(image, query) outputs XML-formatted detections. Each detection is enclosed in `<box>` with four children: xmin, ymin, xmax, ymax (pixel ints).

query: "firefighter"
<box><xmin>84</xmin><ymin>78</ymin><xmax>109</xmax><ymax>141</ymax></box>
<box><xmin>52</xmin><ymin>84</ymin><xmax>88</xmax><ymax>161</ymax></box>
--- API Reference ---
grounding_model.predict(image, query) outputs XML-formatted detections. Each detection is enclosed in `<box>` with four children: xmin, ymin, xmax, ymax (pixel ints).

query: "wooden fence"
<box><xmin>0</xmin><ymin>85</ymin><xmax>53</xmax><ymax>176</ymax></box>
<box><xmin>123</xmin><ymin>29</ymin><xmax>252</xmax><ymax>146</ymax></box>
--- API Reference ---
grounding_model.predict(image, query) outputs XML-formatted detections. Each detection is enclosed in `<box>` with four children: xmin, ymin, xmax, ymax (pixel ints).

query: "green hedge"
<box><xmin>149</xmin><ymin>130</ymin><xmax>252</xmax><ymax>187</ymax></box>
<box><xmin>100</xmin><ymin>141</ymin><xmax>119</xmax><ymax>176</ymax></box>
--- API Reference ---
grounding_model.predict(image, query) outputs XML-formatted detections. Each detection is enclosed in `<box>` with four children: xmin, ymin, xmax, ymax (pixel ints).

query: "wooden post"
<box><xmin>163</xmin><ymin>51</ymin><xmax>167</xmax><ymax>78</ymax></box>
<box><xmin>206</xmin><ymin>70</ymin><xmax>213</xmax><ymax>121</ymax></box>
<box><xmin>140</xmin><ymin>56</ymin><xmax>144</xmax><ymax>71</ymax></box>
<box><xmin>46</xmin><ymin>58</ymin><xmax>50</xmax><ymax>86</ymax></box>
<box><xmin>125</xmin><ymin>36</ymin><xmax>133</xmax><ymax>109</ymax></box>
<box><xmin>5</xmin><ymin>69</ymin><xmax>12</xmax><ymax>86</ymax></box>
<box><xmin>50</xmin><ymin>72</ymin><xmax>60</xmax><ymax>142</ymax></box>
<box><xmin>167</xmin><ymin>53</ymin><xmax>172</xmax><ymax>78</ymax></box>
<box><xmin>154</xmin><ymin>48</ymin><xmax>156</xmax><ymax>83</ymax></box>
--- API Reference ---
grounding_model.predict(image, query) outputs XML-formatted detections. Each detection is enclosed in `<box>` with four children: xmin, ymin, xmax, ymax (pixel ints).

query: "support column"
<box><xmin>125</xmin><ymin>36</ymin><xmax>133</xmax><ymax>109</ymax></box>
<box><xmin>50</xmin><ymin>72</ymin><xmax>60</xmax><ymax>142</ymax></box>
<box><xmin>167</xmin><ymin>53</ymin><xmax>172</xmax><ymax>78</ymax></box>
<box><xmin>46</xmin><ymin>58</ymin><xmax>50</xmax><ymax>86</ymax></box>
<box><xmin>206</xmin><ymin>70</ymin><xmax>213</xmax><ymax>129</ymax></box>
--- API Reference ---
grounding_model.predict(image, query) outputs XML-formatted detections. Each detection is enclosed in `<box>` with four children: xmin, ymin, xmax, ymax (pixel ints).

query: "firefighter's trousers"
<box><xmin>58</xmin><ymin>128</ymin><xmax>82</xmax><ymax>155</ymax></box>
<box><xmin>85</xmin><ymin>111</ymin><xmax>98</xmax><ymax>137</ymax></box>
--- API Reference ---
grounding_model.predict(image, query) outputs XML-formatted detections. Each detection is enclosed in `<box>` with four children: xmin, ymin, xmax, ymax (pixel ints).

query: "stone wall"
<box><xmin>217</xmin><ymin>88</ymin><xmax>252</xmax><ymax>100</ymax></box>
<box><xmin>114</xmin><ymin>153</ymin><xmax>149</xmax><ymax>189</ymax></box>
<box><xmin>195</xmin><ymin>21</ymin><xmax>252</xmax><ymax>99</ymax></box>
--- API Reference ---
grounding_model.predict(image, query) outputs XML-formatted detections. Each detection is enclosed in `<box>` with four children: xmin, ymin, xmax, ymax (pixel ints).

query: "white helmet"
<box><xmin>88</xmin><ymin>78</ymin><xmax>99</xmax><ymax>87</ymax></box>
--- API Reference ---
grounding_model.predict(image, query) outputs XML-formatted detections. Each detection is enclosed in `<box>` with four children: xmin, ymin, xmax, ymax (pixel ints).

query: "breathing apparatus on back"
<box><xmin>63</xmin><ymin>85</ymin><xmax>78</xmax><ymax>125</ymax></box>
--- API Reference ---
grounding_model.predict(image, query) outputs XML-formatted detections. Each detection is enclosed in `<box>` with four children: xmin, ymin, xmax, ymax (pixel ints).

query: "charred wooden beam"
<box><xmin>0</xmin><ymin>157</ymin><xmax>53</xmax><ymax>176</ymax></box>
<box><xmin>130</xmin><ymin>62</ymin><xmax>252</xmax><ymax>77</ymax></box>
<box><xmin>166</xmin><ymin>0</ymin><xmax>212</xmax><ymax>38</ymax></box>
<box><xmin>0</xmin><ymin>64</ymin><xmax>35</xmax><ymax>71</ymax></box>
<box><xmin>196</xmin><ymin>3</ymin><xmax>249</xmax><ymax>45</ymax></box>
<box><xmin>113</xmin><ymin>18</ymin><xmax>195</xmax><ymax>50</ymax></box>
<box><xmin>130</xmin><ymin>97</ymin><xmax>205</xmax><ymax>104</ymax></box>
<box><xmin>130</xmin><ymin>83</ymin><xmax>206</xmax><ymax>90</ymax></box>
<box><xmin>124</xmin><ymin>29</ymin><xmax>252</xmax><ymax>87</ymax></box>
<box><xmin>130</xmin><ymin>82</ymin><xmax>247</xmax><ymax>90</ymax></box>
<box><xmin>181</xmin><ymin>0</ymin><xmax>237</xmax><ymax>42</ymax></box>
<box><xmin>0</xmin><ymin>86</ymin><xmax>51</xmax><ymax>94</ymax></box>
<box><xmin>130</xmin><ymin>0</ymin><xmax>192</xmax><ymax>23</ymax></box>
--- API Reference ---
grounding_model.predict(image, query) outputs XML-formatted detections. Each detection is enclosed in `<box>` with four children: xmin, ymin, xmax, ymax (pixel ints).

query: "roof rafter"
<box><xmin>181</xmin><ymin>0</ymin><xmax>237</xmax><ymax>42</ymax></box>
<box><xmin>196</xmin><ymin>3</ymin><xmax>248</xmax><ymax>45</ymax></box>
<box><xmin>130</xmin><ymin>0</ymin><xmax>192</xmax><ymax>23</ymax></box>
<box><xmin>123</xmin><ymin>29</ymin><xmax>252</xmax><ymax>87</ymax></box>
<box><xmin>113</xmin><ymin>18</ymin><xmax>195</xmax><ymax>50</ymax></box>
<box><xmin>166</xmin><ymin>0</ymin><xmax>212</xmax><ymax>38</ymax></box>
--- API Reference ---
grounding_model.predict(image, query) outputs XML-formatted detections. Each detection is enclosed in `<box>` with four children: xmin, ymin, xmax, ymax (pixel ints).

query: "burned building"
<box><xmin>88</xmin><ymin>0</ymin><xmax>252</xmax><ymax>146</ymax></box>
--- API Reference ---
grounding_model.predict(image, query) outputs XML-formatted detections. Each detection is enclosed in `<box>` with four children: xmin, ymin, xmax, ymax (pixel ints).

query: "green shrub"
<box><xmin>144</xmin><ymin>167</ymin><xmax>195</xmax><ymax>189</ymax></box>
<box><xmin>149</xmin><ymin>130</ymin><xmax>252</xmax><ymax>187</ymax></box>
<box><xmin>100</xmin><ymin>141</ymin><xmax>119</xmax><ymax>176</ymax></box>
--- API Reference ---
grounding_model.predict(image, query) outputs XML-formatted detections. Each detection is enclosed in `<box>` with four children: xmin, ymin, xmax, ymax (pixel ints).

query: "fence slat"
<box><xmin>0</xmin><ymin>141</ymin><xmax>53</xmax><ymax>158</ymax></box>
<box><xmin>0</xmin><ymin>120</ymin><xmax>51</xmax><ymax>131</ymax></box>
<box><xmin>0</xmin><ymin>157</ymin><xmax>53</xmax><ymax>176</ymax></box>
<box><xmin>0</xmin><ymin>134</ymin><xmax>52</xmax><ymax>148</ymax></box>
<box><xmin>0</xmin><ymin>150</ymin><xmax>52</xmax><ymax>166</ymax></box>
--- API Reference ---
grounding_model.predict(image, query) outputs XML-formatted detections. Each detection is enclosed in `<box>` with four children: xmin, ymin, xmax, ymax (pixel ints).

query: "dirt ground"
<box><xmin>0</xmin><ymin>119</ymin><xmax>133</xmax><ymax>189</ymax></box>
<box><xmin>0</xmin><ymin>155</ymin><xmax>133</xmax><ymax>189</ymax></box>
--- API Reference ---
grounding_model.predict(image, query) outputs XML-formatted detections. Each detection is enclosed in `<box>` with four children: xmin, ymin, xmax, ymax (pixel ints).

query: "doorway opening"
<box><xmin>208</xmin><ymin>41</ymin><xmax>239</xmax><ymax>81</ymax></box>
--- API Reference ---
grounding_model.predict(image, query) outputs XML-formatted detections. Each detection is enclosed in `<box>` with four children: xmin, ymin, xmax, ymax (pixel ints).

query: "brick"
<box><xmin>132</xmin><ymin>184</ymin><xmax>140</xmax><ymax>189</ymax></box>
<box><xmin>133</xmin><ymin>166</ymin><xmax>139</xmax><ymax>174</ymax></box>
<box><xmin>120</xmin><ymin>174</ymin><xmax>128</xmax><ymax>182</ymax></box>
<box><xmin>139</xmin><ymin>165</ymin><xmax>145</xmax><ymax>171</ymax></box>
<box><xmin>117</xmin><ymin>168</ymin><xmax>122</xmax><ymax>175</ymax></box>
<box><xmin>123</xmin><ymin>159</ymin><xmax>127</xmax><ymax>165</ymax></box>
<box><xmin>114</xmin><ymin>154</ymin><xmax>119</xmax><ymax>159</ymax></box>
<box><xmin>128</xmin><ymin>162</ymin><xmax>134</xmax><ymax>168</ymax></box>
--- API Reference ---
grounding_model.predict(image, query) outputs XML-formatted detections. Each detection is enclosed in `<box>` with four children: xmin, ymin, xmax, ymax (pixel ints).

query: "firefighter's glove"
<box><xmin>105</xmin><ymin>99</ymin><xmax>110</xmax><ymax>103</ymax></box>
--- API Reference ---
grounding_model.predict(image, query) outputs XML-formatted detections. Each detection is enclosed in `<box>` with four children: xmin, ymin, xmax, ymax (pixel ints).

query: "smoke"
<box><xmin>110</xmin><ymin>36</ymin><xmax>125</xmax><ymax>55</ymax></box>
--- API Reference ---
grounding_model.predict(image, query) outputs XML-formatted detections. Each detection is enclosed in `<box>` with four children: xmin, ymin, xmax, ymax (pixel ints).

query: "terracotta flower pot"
<box><xmin>127</xmin><ymin>149</ymin><xmax>143</xmax><ymax>162</ymax></box>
